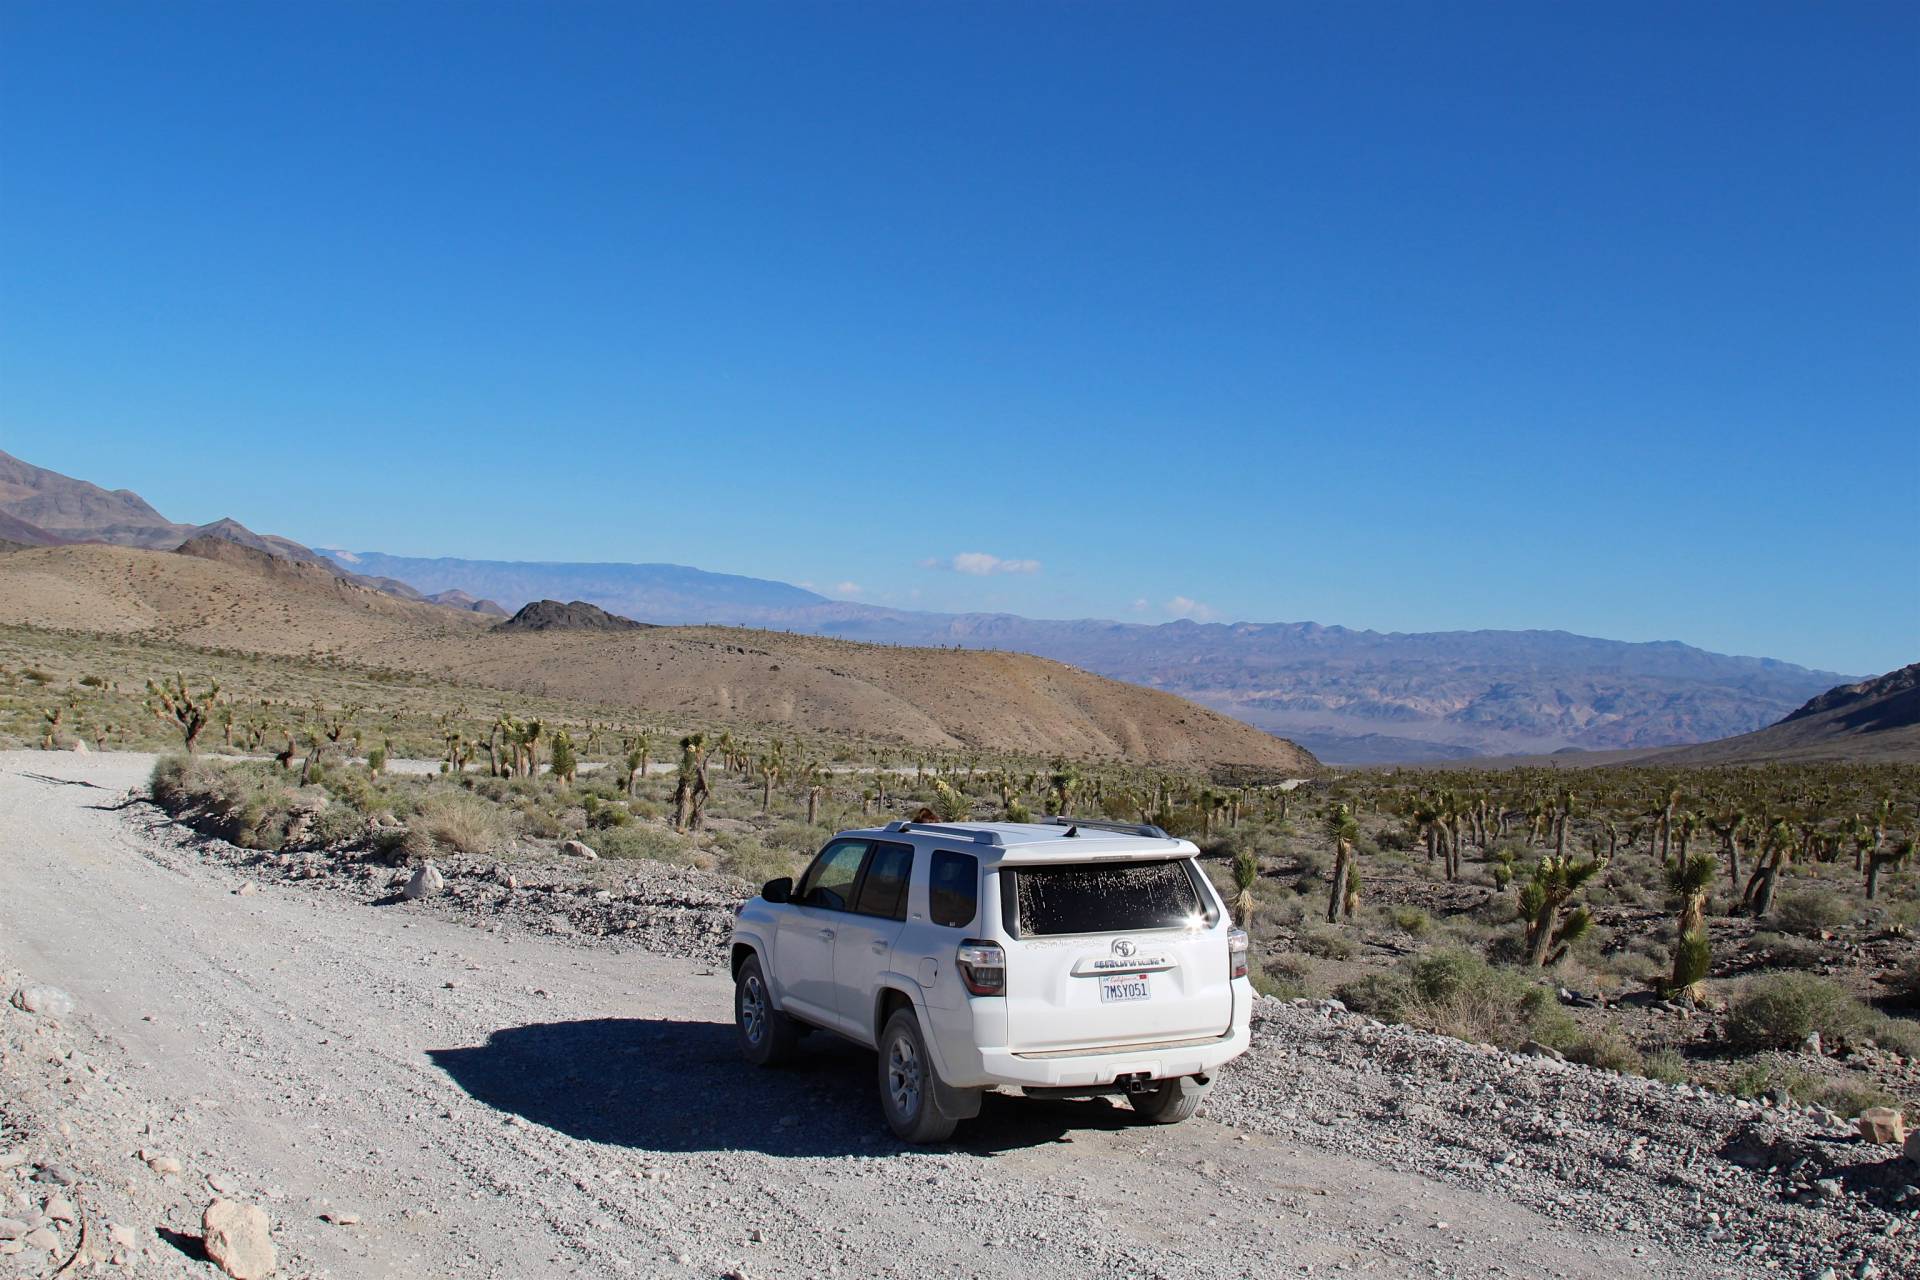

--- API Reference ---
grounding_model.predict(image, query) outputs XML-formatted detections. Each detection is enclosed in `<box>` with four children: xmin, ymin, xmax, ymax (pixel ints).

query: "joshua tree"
<box><xmin>1519</xmin><ymin>852</ymin><xmax>1603</xmax><ymax>968</ymax></box>
<box><xmin>549</xmin><ymin>730</ymin><xmax>578</xmax><ymax>784</ymax></box>
<box><xmin>930</xmin><ymin>777</ymin><xmax>967</xmax><ymax>823</ymax></box>
<box><xmin>1709</xmin><ymin>810</ymin><xmax>1746</xmax><ymax>893</ymax></box>
<box><xmin>1231</xmin><ymin>847</ymin><xmax>1259</xmax><ymax>929</ymax></box>
<box><xmin>519</xmin><ymin>719</ymin><xmax>543</xmax><ymax>778</ymax></box>
<box><xmin>758</xmin><ymin>747</ymin><xmax>783</xmax><ymax>812</ymax></box>
<box><xmin>805</xmin><ymin>761</ymin><xmax>832</xmax><ymax>824</ymax></box>
<box><xmin>621</xmin><ymin>741</ymin><xmax>646</xmax><ymax>795</ymax></box>
<box><xmin>1742</xmin><ymin>819</ymin><xmax>1794</xmax><ymax>918</ymax></box>
<box><xmin>1659</xmin><ymin>787</ymin><xmax>1682</xmax><ymax>866</ymax></box>
<box><xmin>146</xmin><ymin>673</ymin><xmax>221</xmax><ymax>754</ymax></box>
<box><xmin>672</xmin><ymin>733</ymin><xmax>711</xmax><ymax>833</ymax></box>
<box><xmin>1324</xmin><ymin>803</ymin><xmax>1359</xmax><ymax>925</ymax></box>
<box><xmin>39</xmin><ymin>707</ymin><xmax>62</xmax><ymax>750</ymax></box>
<box><xmin>1048</xmin><ymin>763</ymin><xmax>1080</xmax><ymax>816</ymax></box>
<box><xmin>1666</xmin><ymin>852</ymin><xmax>1716</xmax><ymax>1001</ymax></box>
<box><xmin>1866</xmin><ymin>835</ymin><xmax>1913</xmax><ymax>901</ymax></box>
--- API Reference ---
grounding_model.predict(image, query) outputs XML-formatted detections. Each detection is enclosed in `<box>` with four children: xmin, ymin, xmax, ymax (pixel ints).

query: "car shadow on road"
<box><xmin>429</xmin><ymin>1017</ymin><xmax>1143</xmax><ymax>1158</ymax></box>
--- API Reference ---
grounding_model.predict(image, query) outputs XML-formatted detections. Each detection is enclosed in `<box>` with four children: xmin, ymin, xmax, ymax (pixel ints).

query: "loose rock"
<box><xmin>561</xmin><ymin>839</ymin><xmax>598</xmax><ymax>860</ymax></box>
<box><xmin>202</xmin><ymin>1199</ymin><xmax>277</xmax><ymax>1279</ymax></box>
<box><xmin>1859</xmin><ymin>1108</ymin><xmax>1907</xmax><ymax>1145</ymax></box>
<box><xmin>9</xmin><ymin>985</ymin><xmax>75</xmax><ymax>1019</ymax></box>
<box><xmin>404</xmin><ymin>861</ymin><xmax>445</xmax><ymax>900</ymax></box>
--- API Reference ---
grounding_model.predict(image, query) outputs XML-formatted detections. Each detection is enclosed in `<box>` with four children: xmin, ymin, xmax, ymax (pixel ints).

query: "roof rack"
<box><xmin>885</xmin><ymin>820</ymin><xmax>1003</xmax><ymax>846</ymax></box>
<box><xmin>1045</xmin><ymin>816</ymin><xmax>1171</xmax><ymax>840</ymax></box>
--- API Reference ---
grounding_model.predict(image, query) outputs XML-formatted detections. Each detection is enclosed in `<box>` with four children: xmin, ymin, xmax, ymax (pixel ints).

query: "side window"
<box><xmin>797</xmin><ymin>840</ymin><xmax>870</xmax><ymax>912</ymax></box>
<box><xmin>929</xmin><ymin>850</ymin><xmax>979</xmax><ymax>928</ymax></box>
<box><xmin>853</xmin><ymin>842</ymin><xmax>914</xmax><ymax>921</ymax></box>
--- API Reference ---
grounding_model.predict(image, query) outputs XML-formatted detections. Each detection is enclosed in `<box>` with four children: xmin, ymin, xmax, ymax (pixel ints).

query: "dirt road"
<box><xmin>0</xmin><ymin>752</ymin><xmax>1750</xmax><ymax>1277</ymax></box>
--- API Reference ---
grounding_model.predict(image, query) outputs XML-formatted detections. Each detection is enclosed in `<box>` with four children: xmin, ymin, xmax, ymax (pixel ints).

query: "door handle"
<box><xmin>817</xmin><ymin>928</ymin><xmax>836</xmax><ymax>941</ymax></box>
<box><xmin>871</xmin><ymin>940</ymin><xmax>887</xmax><ymax>954</ymax></box>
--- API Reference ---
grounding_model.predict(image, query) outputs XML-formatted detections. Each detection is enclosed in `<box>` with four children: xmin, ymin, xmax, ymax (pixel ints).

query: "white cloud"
<box><xmin>1166</xmin><ymin>596</ymin><xmax>1216</xmax><ymax>622</ymax></box>
<box><xmin>920</xmin><ymin>552</ymin><xmax>1042</xmax><ymax>576</ymax></box>
<box><xmin>834</xmin><ymin>581</ymin><xmax>863</xmax><ymax>596</ymax></box>
<box><xmin>1130</xmin><ymin>598</ymin><xmax>1149</xmax><ymax>612</ymax></box>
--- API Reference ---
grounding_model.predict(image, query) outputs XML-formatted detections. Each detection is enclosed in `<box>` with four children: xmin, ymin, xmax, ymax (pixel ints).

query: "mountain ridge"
<box><xmin>0</xmin><ymin>448</ymin><xmax>1855</xmax><ymax>762</ymax></box>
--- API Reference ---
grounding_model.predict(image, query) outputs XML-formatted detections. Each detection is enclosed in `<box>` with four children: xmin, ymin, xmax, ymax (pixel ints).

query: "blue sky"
<box><xmin>2</xmin><ymin>2</ymin><xmax>1914</xmax><ymax>675</ymax></box>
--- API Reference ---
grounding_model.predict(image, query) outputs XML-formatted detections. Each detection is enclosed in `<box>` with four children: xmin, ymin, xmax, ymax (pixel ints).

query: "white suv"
<box><xmin>730</xmin><ymin>816</ymin><xmax>1253</xmax><ymax>1142</ymax></box>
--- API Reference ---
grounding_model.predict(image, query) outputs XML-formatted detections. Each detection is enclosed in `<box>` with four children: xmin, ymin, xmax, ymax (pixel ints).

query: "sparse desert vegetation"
<box><xmin>6</xmin><ymin>618</ymin><xmax>1918</xmax><ymax>1122</ymax></box>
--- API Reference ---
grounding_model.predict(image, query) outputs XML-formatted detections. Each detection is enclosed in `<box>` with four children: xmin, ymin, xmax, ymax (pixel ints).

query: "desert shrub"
<box><xmin>1642</xmin><ymin>1049</ymin><xmax>1688</xmax><ymax>1084</ymax></box>
<box><xmin>721</xmin><ymin>839</ymin><xmax>803</xmax><ymax>886</ymax></box>
<box><xmin>1567</xmin><ymin>1027</ymin><xmax>1644</xmax><ymax>1074</ymax></box>
<box><xmin>1819</xmin><ymin>1080</ymin><xmax>1896</xmax><ymax>1118</ymax></box>
<box><xmin>1773</xmin><ymin>889</ymin><xmax>1851</xmax><ymax>938</ymax></box>
<box><xmin>311</xmin><ymin>804</ymin><xmax>365</xmax><ymax>847</ymax></box>
<box><xmin>1337</xmin><ymin>948</ymin><xmax>1575</xmax><ymax>1049</ymax></box>
<box><xmin>1252</xmin><ymin>953</ymin><xmax>1316</xmax><ymax>1001</ymax></box>
<box><xmin>516</xmin><ymin>804</ymin><xmax>564</xmax><ymax>839</ymax></box>
<box><xmin>593</xmin><ymin>825</ymin><xmax>687</xmax><ymax>862</ymax></box>
<box><xmin>582</xmin><ymin>795</ymin><xmax>632</xmax><ymax>830</ymax></box>
<box><xmin>414</xmin><ymin>791</ymin><xmax>506</xmax><ymax>854</ymax></box>
<box><xmin>766</xmin><ymin>820</ymin><xmax>827</xmax><ymax>852</ymax></box>
<box><xmin>1299</xmin><ymin>927</ymin><xmax>1354</xmax><ymax>961</ymax></box>
<box><xmin>1389</xmin><ymin>905</ymin><xmax>1431</xmax><ymax>936</ymax></box>
<box><xmin>149</xmin><ymin>756</ymin><xmax>325</xmax><ymax>851</ymax></box>
<box><xmin>1869</xmin><ymin>1014</ymin><xmax>1920</xmax><ymax>1059</ymax></box>
<box><xmin>1726</xmin><ymin>973</ymin><xmax>1871</xmax><ymax>1052</ymax></box>
<box><xmin>1334</xmin><ymin>972</ymin><xmax>1412</xmax><ymax>1020</ymax></box>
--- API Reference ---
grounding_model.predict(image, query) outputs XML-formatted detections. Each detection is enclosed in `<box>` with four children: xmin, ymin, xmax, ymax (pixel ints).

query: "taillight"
<box><xmin>956</xmin><ymin>940</ymin><xmax>1006</xmax><ymax>996</ymax></box>
<box><xmin>1228</xmin><ymin>927</ymin><xmax>1249</xmax><ymax>980</ymax></box>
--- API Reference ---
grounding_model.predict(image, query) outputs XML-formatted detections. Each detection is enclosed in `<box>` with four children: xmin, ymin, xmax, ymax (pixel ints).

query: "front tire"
<box><xmin>1128</xmin><ymin>1075</ymin><xmax>1209</xmax><ymax>1124</ymax></box>
<box><xmin>878</xmin><ymin>1010</ymin><xmax>961</xmax><ymax>1143</ymax></box>
<box><xmin>735</xmin><ymin>956</ymin><xmax>800</xmax><ymax>1066</ymax></box>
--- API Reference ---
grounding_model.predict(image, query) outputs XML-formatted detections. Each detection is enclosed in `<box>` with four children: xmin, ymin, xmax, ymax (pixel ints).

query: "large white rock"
<box><xmin>8</xmin><ymin>986</ymin><xmax>74</xmax><ymax>1019</ymax></box>
<box><xmin>403</xmin><ymin>862</ymin><xmax>445</xmax><ymax>900</ymax></box>
<box><xmin>202</xmin><ymin>1199</ymin><xmax>276</xmax><ymax>1279</ymax></box>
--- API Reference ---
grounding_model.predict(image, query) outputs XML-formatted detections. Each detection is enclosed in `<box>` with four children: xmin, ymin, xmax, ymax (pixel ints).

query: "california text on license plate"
<box><xmin>1100</xmin><ymin>974</ymin><xmax>1151</xmax><ymax>1003</ymax></box>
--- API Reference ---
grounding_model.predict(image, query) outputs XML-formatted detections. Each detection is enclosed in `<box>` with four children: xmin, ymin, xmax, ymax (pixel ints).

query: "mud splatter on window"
<box><xmin>1014</xmin><ymin>860</ymin><xmax>1202</xmax><ymax>936</ymax></box>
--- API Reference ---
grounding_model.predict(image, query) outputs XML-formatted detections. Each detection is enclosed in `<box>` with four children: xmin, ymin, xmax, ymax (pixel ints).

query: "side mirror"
<box><xmin>762</xmin><ymin>877</ymin><xmax>792</xmax><ymax>905</ymax></box>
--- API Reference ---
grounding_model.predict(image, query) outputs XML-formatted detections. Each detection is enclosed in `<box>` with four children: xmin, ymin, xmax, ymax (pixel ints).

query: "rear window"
<box><xmin>1011</xmin><ymin>859</ymin><xmax>1206</xmax><ymax>936</ymax></box>
<box><xmin>929</xmin><ymin>850</ymin><xmax>979</xmax><ymax>928</ymax></box>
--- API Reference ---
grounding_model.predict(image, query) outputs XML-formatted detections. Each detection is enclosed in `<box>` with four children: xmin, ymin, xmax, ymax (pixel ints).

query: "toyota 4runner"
<box><xmin>730</xmin><ymin>816</ymin><xmax>1253</xmax><ymax>1142</ymax></box>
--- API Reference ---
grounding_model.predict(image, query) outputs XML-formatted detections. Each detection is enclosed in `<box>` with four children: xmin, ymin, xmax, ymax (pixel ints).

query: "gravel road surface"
<box><xmin>2</xmin><ymin>752</ymin><xmax>1909</xmax><ymax>1279</ymax></box>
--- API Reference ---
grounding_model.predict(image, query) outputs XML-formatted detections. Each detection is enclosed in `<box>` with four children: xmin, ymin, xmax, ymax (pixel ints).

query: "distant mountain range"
<box><xmin>316</xmin><ymin>549</ymin><xmax>1857</xmax><ymax>762</ymax></box>
<box><xmin>0</xmin><ymin>447</ymin><xmax>1867</xmax><ymax>762</ymax></box>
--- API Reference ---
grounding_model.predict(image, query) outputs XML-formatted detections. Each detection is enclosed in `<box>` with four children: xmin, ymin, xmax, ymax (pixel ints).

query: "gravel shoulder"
<box><xmin>2</xmin><ymin>751</ymin><xmax>1912</xmax><ymax>1279</ymax></box>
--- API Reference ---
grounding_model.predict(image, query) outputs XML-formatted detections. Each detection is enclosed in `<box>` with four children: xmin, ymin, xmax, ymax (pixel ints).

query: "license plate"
<box><xmin>1100</xmin><ymin>974</ymin><xmax>1151</xmax><ymax>1003</ymax></box>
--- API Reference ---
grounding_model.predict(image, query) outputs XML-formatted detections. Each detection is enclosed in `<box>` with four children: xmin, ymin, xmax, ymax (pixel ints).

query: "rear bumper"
<box><xmin>931</xmin><ymin>978</ymin><xmax>1254</xmax><ymax>1089</ymax></box>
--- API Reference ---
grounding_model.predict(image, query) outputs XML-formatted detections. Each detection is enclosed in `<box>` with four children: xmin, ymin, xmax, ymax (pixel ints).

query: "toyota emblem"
<box><xmin>1111</xmin><ymin>939</ymin><xmax>1137</xmax><ymax>958</ymax></box>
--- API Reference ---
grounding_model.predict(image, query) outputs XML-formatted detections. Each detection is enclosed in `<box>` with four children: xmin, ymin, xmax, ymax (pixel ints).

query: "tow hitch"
<box><xmin>1118</xmin><ymin>1072</ymin><xmax>1154</xmax><ymax>1093</ymax></box>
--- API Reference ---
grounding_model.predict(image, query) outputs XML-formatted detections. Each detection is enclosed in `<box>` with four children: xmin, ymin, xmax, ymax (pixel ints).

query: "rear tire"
<box><xmin>877</xmin><ymin>1010</ymin><xmax>961</xmax><ymax>1143</ymax></box>
<box><xmin>1128</xmin><ymin>1075</ymin><xmax>1209</xmax><ymax>1124</ymax></box>
<box><xmin>735</xmin><ymin>956</ymin><xmax>800</xmax><ymax>1067</ymax></box>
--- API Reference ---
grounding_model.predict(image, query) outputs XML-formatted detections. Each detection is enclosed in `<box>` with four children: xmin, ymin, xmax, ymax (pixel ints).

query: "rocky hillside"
<box><xmin>497</xmin><ymin>599</ymin><xmax>650</xmax><ymax>632</ymax></box>
<box><xmin>0</xmin><ymin>448</ymin><xmax>192</xmax><ymax>548</ymax></box>
<box><xmin>1656</xmin><ymin>663</ymin><xmax>1920</xmax><ymax>764</ymax></box>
